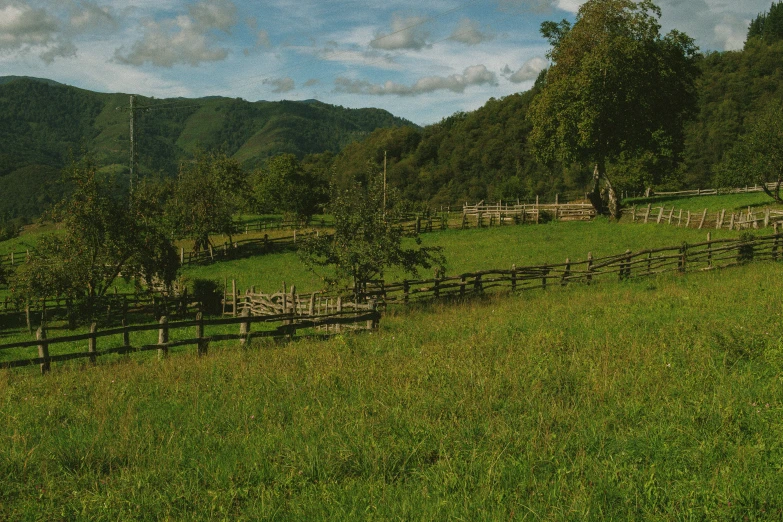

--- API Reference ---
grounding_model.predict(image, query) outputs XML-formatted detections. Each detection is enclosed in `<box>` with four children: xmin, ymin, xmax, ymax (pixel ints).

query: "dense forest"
<box><xmin>2</xmin><ymin>3</ymin><xmax>783</xmax><ymax>221</ymax></box>
<box><xmin>321</xmin><ymin>5</ymin><xmax>783</xmax><ymax>207</ymax></box>
<box><xmin>0</xmin><ymin>80</ymin><xmax>412</xmax><ymax>219</ymax></box>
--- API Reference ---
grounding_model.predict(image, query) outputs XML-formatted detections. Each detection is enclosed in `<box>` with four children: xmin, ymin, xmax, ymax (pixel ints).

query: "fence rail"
<box><xmin>0</xmin><ymin>303</ymin><xmax>379</xmax><ymax>374</ymax></box>
<box><xmin>624</xmin><ymin>204</ymin><xmax>783</xmax><ymax>230</ymax></box>
<box><xmin>642</xmin><ymin>182</ymin><xmax>781</xmax><ymax>199</ymax></box>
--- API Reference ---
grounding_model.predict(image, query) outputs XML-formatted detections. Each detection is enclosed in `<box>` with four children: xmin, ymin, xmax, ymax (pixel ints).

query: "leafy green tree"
<box><xmin>252</xmin><ymin>153</ymin><xmax>327</xmax><ymax>223</ymax></box>
<box><xmin>716</xmin><ymin>101</ymin><xmax>783</xmax><ymax>202</ymax></box>
<box><xmin>167</xmin><ymin>151</ymin><xmax>246</xmax><ymax>252</ymax></box>
<box><xmin>299</xmin><ymin>175</ymin><xmax>445</xmax><ymax>297</ymax></box>
<box><xmin>11</xmin><ymin>157</ymin><xmax>178</xmax><ymax>306</ymax></box>
<box><xmin>748</xmin><ymin>1</ymin><xmax>783</xmax><ymax>44</ymax></box>
<box><xmin>529</xmin><ymin>0</ymin><xmax>699</xmax><ymax>217</ymax></box>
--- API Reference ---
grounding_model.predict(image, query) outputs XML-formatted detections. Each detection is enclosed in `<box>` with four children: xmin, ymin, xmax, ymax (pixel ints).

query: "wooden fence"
<box><xmin>355</xmin><ymin>232</ymin><xmax>783</xmax><ymax>304</ymax></box>
<box><xmin>648</xmin><ymin>182</ymin><xmax>780</xmax><ymax>199</ymax></box>
<box><xmin>461</xmin><ymin>201</ymin><xmax>595</xmax><ymax>227</ymax></box>
<box><xmin>624</xmin><ymin>205</ymin><xmax>783</xmax><ymax>230</ymax></box>
<box><xmin>0</xmin><ymin>303</ymin><xmax>379</xmax><ymax>374</ymax></box>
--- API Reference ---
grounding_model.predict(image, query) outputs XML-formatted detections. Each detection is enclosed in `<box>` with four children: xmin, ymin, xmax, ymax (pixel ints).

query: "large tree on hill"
<box><xmin>529</xmin><ymin>0</ymin><xmax>699</xmax><ymax>218</ymax></box>
<box><xmin>252</xmin><ymin>153</ymin><xmax>327</xmax><ymax>224</ymax></box>
<box><xmin>716</xmin><ymin>101</ymin><xmax>783</xmax><ymax>203</ymax></box>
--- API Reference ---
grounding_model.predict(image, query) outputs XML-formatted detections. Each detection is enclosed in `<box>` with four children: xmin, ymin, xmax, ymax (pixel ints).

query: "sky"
<box><xmin>0</xmin><ymin>0</ymin><xmax>773</xmax><ymax>125</ymax></box>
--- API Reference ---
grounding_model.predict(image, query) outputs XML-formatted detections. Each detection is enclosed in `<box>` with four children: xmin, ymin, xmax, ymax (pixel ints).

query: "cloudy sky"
<box><xmin>0</xmin><ymin>0</ymin><xmax>772</xmax><ymax>125</ymax></box>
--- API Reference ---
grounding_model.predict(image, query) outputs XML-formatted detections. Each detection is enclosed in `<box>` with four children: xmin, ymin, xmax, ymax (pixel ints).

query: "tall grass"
<box><xmin>2</xmin><ymin>262</ymin><xmax>782</xmax><ymax>519</ymax></box>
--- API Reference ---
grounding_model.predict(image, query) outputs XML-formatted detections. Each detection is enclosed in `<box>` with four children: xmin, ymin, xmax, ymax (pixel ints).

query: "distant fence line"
<box><xmin>645</xmin><ymin>182</ymin><xmax>781</xmax><ymax>199</ymax></box>
<box><xmin>624</xmin><ymin>204</ymin><xmax>783</xmax><ymax>231</ymax></box>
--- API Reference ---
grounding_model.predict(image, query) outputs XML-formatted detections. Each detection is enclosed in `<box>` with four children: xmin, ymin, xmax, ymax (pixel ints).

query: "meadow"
<box><xmin>1</xmin><ymin>193</ymin><xmax>783</xmax><ymax>519</ymax></box>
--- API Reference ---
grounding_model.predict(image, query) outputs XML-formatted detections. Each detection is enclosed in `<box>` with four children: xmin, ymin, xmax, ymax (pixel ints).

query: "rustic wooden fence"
<box><xmin>178</xmin><ymin>230</ymin><xmax>321</xmax><ymax>266</ymax></box>
<box><xmin>647</xmin><ymin>182</ymin><xmax>781</xmax><ymax>199</ymax></box>
<box><xmin>461</xmin><ymin>201</ymin><xmax>595</xmax><ymax>227</ymax></box>
<box><xmin>624</xmin><ymin>205</ymin><xmax>783</xmax><ymax>230</ymax></box>
<box><xmin>354</xmin><ymin>232</ymin><xmax>783</xmax><ymax>303</ymax></box>
<box><xmin>0</xmin><ymin>303</ymin><xmax>380</xmax><ymax>374</ymax></box>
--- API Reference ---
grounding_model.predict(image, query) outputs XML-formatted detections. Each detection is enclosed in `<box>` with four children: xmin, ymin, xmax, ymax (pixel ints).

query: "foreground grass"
<box><xmin>2</xmin><ymin>262</ymin><xmax>782</xmax><ymax>520</ymax></box>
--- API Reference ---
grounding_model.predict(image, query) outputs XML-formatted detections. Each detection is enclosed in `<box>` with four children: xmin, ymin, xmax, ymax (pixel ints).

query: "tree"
<box><xmin>716</xmin><ymin>101</ymin><xmax>783</xmax><ymax>202</ymax></box>
<box><xmin>167</xmin><ymin>151</ymin><xmax>247</xmax><ymax>252</ymax></box>
<box><xmin>748</xmin><ymin>1</ymin><xmax>783</xmax><ymax>44</ymax></box>
<box><xmin>299</xmin><ymin>175</ymin><xmax>445</xmax><ymax>297</ymax></box>
<box><xmin>11</xmin><ymin>156</ymin><xmax>178</xmax><ymax>307</ymax></box>
<box><xmin>252</xmin><ymin>153</ymin><xmax>327</xmax><ymax>223</ymax></box>
<box><xmin>530</xmin><ymin>0</ymin><xmax>699</xmax><ymax>217</ymax></box>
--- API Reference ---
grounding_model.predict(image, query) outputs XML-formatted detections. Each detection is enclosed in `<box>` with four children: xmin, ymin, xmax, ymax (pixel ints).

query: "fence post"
<box><xmin>631</xmin><ymin>205</ymin><xmax>636</xmax><ymax>223</ymax></box>
<box><xmin>698</xmin><ymin>209</ymin><xmax>707</xmax><ymax>229</ymax></box>
<box><xmin>511</xmin><ymin>264</ymin><xmax>517</xmax><ymax>291</ymax></box>
<box><xmin>460</xmin><ymin>275</ymin><xmax>466</xmax><ymax>297</ymax></box>
<box><xmin>37</xmin><ymin>326</ymin><xmax>50</xmax><ymax>375</ymax></box>
<box><xmin>644</xmin><ymin>204</ymin><xmax>651</xmax><ymax>224</ymax></box>
<box><xmin>180</xmin><ymin>247</ymin><xmax>185</xmax><ymax>265</ymax></box>
<box><xmin>474</xmin><ymin>274</ymin><xmax>483</xmax><ymax>294</ymax></box>
<box><xmin>157</xmin><ymin>316</ymin><xmax>168</xmax><ymax>359</ymax></box>
<box><xmin>240</xmin><ymin>307</ymin><xmax>251</xmax><ymax>345</ymax></box>
<box><xmin>122</xmin><ymin>319</ymin><xmax>131</xmax><ymax>354</ymax></box>
<box><xmin>232</xmin><ymin>280</ymin><xmax>238</xmax><ymax>317</ymax></box>
<box><xmin>88</xmin><ymin>322</ymin><xmax>97</xmax><ymax>365</ymax></box>
<box><xmin>336</xmin><ymin>297</ymin><xmax>342</xmax><ymax>333</ymax></box>
<box><xmin>586</xmin><ymin>253</ymin><xmax>594</xmax><ymax>285</ymax></box>
<box><xmin>707</xmin><ymin>232</ymin><xmax>713</xmax><ymax>268</ymax></box>
<box><xmin>433</xmin><ymin>269</ymin><xmax>440</xmax><ymax>298</ymax></box>
<box><xmin>679</xmin><ymin>243</ymin><xmax>688</xmax><ymax>273</ymax></box>
<box><xmin>403</xmin><ymin>280</ymin><xmax>409</xmax><ymax>303</ymax></box>
<box><xmin>765</xmin><ymin>208</ymin><xmax>770</xmax><ymax>228</ymax></box>
<box><xmin>196</xmin><ymin>312</ymin><xmax>207</xmax><ymax>356</ymax></box>
<box><xmin>729</xmin><ymin>213</ymin><xmax>735</xmax><ymax>230</ymax></box>
<box><xmin>774</xmin><ymin>223</ymin><xmax>780</xmax><ymax>261</ymax></box>
<box><xmin>561</xmin><ymin>258</ymin><xmax>571</xmax><ymax>286</ymax></box>
<box><xmin>656</xmin><ymin>207</ymin><xmax>664</xmax><ymax>224</ymax></box>
<box><xmin>366</xmin><ymin>299</ymin><xmax>377</xmax><ymax>330</ymax></box>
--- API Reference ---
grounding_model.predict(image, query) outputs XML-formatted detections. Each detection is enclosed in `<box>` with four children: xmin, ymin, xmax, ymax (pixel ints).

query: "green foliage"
<box><xmin>715</xmin><ymin>100</ymin><xmax>783</xmax><ymax>201</ymax></box>
<box><xmin>251</xmin><ymin>153</ymin><xmax>327</xmax><ymax>222</ymax></box>
<box><xmin>299</xmin><ymin>176</ymin><xmax>445</xmax><ymax>295</ymax></box>
<box><xmin>10</xmin><ymin>157</ymin><xmax>178</xmax><ymax>304</ymax></box>
<box><xmin>748</xmin><ymin>1</ymin><xmax>783</xmax><ymax>44</ymax></box>
<box><xmin>167</xmin><ymin>151</ymin><xmax>247</xmax><ymax>252</ymax></box>
<box><xmin>530</xmin><ymin>0</ymin><xmax>700</xmax><ymax>216</ymax></box>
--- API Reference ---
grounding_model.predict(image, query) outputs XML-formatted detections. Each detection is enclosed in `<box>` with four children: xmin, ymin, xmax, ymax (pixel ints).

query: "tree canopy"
<box><xmin>529</xmin><ymin>0</ymin><xmax>699</xmax><ymax>217</ymax></box>
<box><xmin>748</xmin><ymin>1</ymin><xmax>783</xmax><ymax>44</ymax></box>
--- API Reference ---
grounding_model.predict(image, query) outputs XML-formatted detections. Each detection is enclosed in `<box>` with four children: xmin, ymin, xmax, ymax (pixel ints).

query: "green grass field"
<box><xmin>1</xmin><ymin>261</ymin><xmax>782</xmax><ymax>519</ymax></box>
<box><xmin>2</xmin><ymin>195</ymin><xmax>783</xmax><ymax>519</ymax></box>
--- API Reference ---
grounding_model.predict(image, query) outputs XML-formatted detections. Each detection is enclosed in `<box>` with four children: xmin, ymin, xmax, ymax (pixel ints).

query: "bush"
<box><xmin>192</xmin><ymin>279</ymin><xmax>223</xmax><ymax>315</ymax></box>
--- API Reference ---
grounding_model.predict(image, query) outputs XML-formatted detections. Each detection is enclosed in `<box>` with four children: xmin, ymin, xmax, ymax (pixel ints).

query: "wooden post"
<box><xmin>474</xmin><ymin>274</ymin><xmax>483</xmax><ymax>293</ymax></box>
<box><xmin>433</xmin><ymin>269</ymin><xmax>440</xmax><ymax>298</ymax></box>
<box><xmin>336</xmin><ymin>297</ymin><xmax>342</xmax><ymax>333</ymax></box>
<box><xmin>586</xmin><ymin>253</ymin><xmax>594</xmax><ymax>285</ymax></box>
<box><xmin>88</xmin><ymin>322</ymin><xmax>97</xmax><ymax>365</ymax></box>
<box><xmin>122</xmin><ymin>319</ymin><xmax>131</xmax><ymax>354</ymax></box>
<box><xmin>511</xmin><ymin>264</ymin><xmax>517</xmax><ymax>292</ymax></box>
<box><xmin>37</xmin><ymin>326</ymin><xmax>49</xmax><ymax>375</ymax></box>
<box><xmin>644</xmin><ymin>204</ymin><xmax>651</xmax><ymax>224</ymax></box>
<box><xmin>180</xmin><ymin>247</ymin><xmax>185</xmax><ymax>265</ymax></box>
<box><xmin>774</xmin><ymin>222</ymin><xmax>780</xmax><ymax>261</ymax></box>
<box><xmin>765</xmin><ymin>208</ymin><xmax>770</xmax><ymax>228</ymax></box>
<box><xmin>631</xmin><ymin>205</ymin><xmax>637</xmax><ymax>223</ymax></box>
<box><xmin>403</xmin><ymin>280</ymin><xmax>409</xmax><ymax>303</ymax></box>
<box><xmin>685</xmin><ymin>211</ymin><xmax>691</xmax><ymax>228</ymax></box>
<box><xmin>678</xmin><ymin>209</ymin><xmax>683</xmax><ymax>227</ymax></box>
<box><xmin>667</xmin><ymin>207</ymin><xmax>674</xmax><ymax>225</ymax></box>
<box><xmin>679</xmin><ymin>243</ymin><xmax>687</xmax><ymax>273</ymax></box>
<box><xmin>460</xmin><ymin>275</ymin><xmax>466</xmax><ymax>297</ymax></box>
<box><xmin>26</xmin><ymin>303</ymin><xmax>32</xmax><ymax>335</ymax></box>
<box><xmin>707</xmin><ymin>232</ymin><xmax>713</xmax><ymax>268</ymax></box>
<box><xmin>656</xmin><ymin>207</ymin><xmax>664</xmax><ymax>224</ymax></box>
<box><xmin>157</xmin><ymin>316</ymin><xmax>168</xmax><ymax>359</ymax></box>
<box><xmin>366</xmin><ymin>300</ymin><xmax>377</xmax><ymax>330</ymax></box>
<box><xmin>232</xmin><ymin>279</ymin><xmax>238</xmax><ymax>317</ymax></box>
<box><xmin>196</xmin><ymin>312</ymin><xmax>207</xmax><ymax>356</ymax></box>
<box><xmin>698</xmin><ymin>208</ymin><xmax>707</xmax><ymax>229</ymax></box>
<box><xmin>729</xmin><ymin>213</ymin><xmax>735</xmax><ymax>230</ymax></box>
<box><xmin>239</xmin><ymin>307</ymin><xmax>251</xmax><ymax>345</ymax></box>
<box><xmin>561</xmin><ymin>258</ymin><xmax>571</xmax><ymax>286</ymax></box>
<box><xmin>308</xmin><ymin>293</ymin><xmax>316</xmax><ymax>316</ymax></box>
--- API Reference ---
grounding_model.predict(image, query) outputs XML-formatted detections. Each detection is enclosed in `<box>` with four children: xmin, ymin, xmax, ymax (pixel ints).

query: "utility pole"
<box><xmin>117</xmin><ymin>95</ymin><xmax>141</xmax><ymax>195</ymax></box>
<box><xmin>383</xmin><ymin>150</ymin><xmax>387</xmax><ymax>220</ymax></box>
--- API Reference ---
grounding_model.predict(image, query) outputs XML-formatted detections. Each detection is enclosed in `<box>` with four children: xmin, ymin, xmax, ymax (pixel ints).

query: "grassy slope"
<box><xmin>1</xmin><ymin>261</ymin><xmax>782</xmax><ymax>519</ymax></box>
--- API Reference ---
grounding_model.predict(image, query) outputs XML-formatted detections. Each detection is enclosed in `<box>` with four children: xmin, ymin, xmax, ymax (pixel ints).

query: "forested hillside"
<box><xmin>322</xmin><ymin>4</ymin><xmax>783</xmax><ymax>208</ymax></box>
<box><xmin>0</xmin><ymin>78</ymin><xmax>412</xmax><ymax>219</ymax></box>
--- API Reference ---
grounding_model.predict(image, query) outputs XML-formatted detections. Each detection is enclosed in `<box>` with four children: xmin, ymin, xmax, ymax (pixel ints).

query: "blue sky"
<box><xmin>0</xmin><ymin>0</ymin><xmax>773</xmax><ymax>125</ymax></box>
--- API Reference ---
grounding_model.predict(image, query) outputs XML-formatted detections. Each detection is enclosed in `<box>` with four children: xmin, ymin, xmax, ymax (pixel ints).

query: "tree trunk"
<box><xmin>587</xmin><ymin>164</ymin><xmax>607</xmax><ymax>215</ymax></box>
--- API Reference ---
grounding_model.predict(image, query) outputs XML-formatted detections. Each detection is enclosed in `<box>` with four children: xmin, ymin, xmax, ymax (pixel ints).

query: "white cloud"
<box><xmin>450</xmin><ymin>18</ymin><xmax>495</xmax><ymax>46</ymax></box>
<box><xmin>114</xmin><ymin>0</ymin><xmax>238</xmax><ymax>67</ymax></box>
<box><xmin>370</xmin><ymin>15</ymin><xmax>430</xmax><ymax>51</ymax></box>
<box><xmin>263</xmin><ymin>76</ymin><xmax>295</xmax><ymax>93</ymax></box>
<box><xmin>68</xmin><ymin>1</ymin><xmax>116</xmax><ymax>32</ymax></box>
<box><xmin>335</xmin><ymin>64</ymin><xmax>498</xmax><ymax>96</ymax></box>
<box><xmin>0</xmin><ymin>2</ymin><xmax>75</xmax><ymax>63</ymax></box>
<box><xmin>503</xmin><ymin>56</ymin><xmax>547</xmax><ymax>83</ymax></box>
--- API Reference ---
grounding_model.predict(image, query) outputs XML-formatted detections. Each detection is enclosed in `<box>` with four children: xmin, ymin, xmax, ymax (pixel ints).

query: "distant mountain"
<box><xmin>0</xmin><ymin>77</ymin><xmax>415</xmax><ymax>219</ymax></box>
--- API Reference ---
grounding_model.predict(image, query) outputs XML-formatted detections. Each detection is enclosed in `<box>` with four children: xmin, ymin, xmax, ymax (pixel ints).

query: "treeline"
<box><xmin>306</xmin><ymin>3</ymin><xmax>783</xmax><ymax>208</ymax></box>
